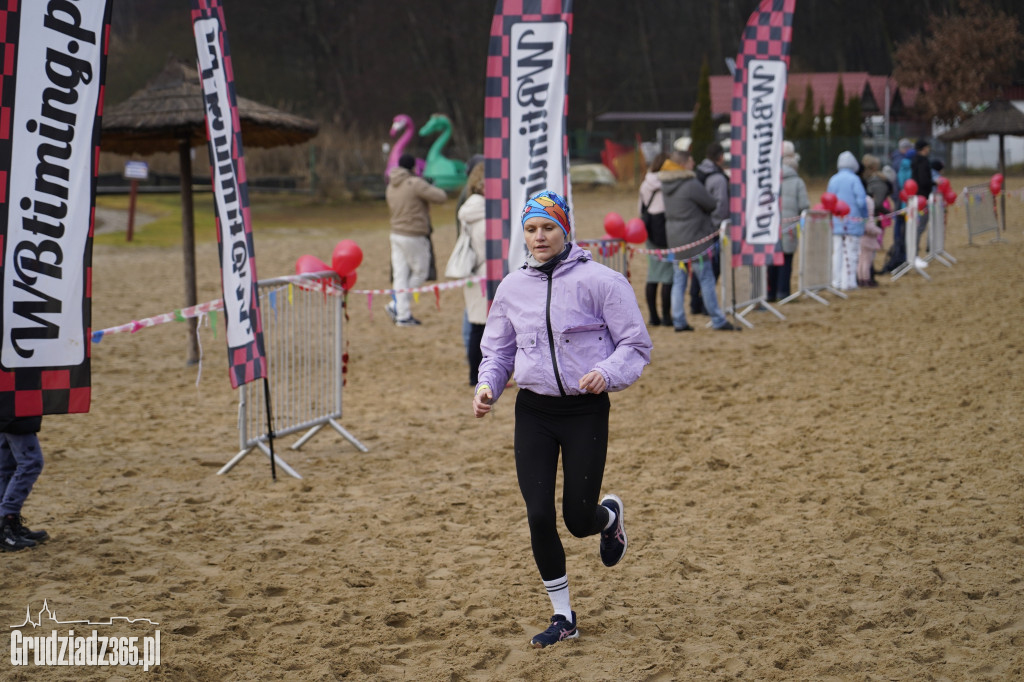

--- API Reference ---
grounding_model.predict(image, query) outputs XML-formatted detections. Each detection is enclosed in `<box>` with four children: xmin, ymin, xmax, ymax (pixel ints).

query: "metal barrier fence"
<box><xmin>891</xmin><ymin>199</ymin><xmax>929</xmax><ymax>281</ymax></box>
<box><xmin>963</xmin><ymin>184</ymin><xmax>1000</xmax><ymax>245</ymax></box>
<box><xmin>719</xmin><ymin>220</ymin><xmax>784</xmax><ymax>328</ymax></box>
<box><xmin>218</xmin><ymin>271</ymin><xmax>367</xmax><ymax>479</ymax></box>
<box><xmin>925</xmin><ymin>193</ymin><xmax>956</xmax><ymax>268</ymax></box>
<box><xmin>578</xmin><ymin>239</ymin><xmax>629</xmax><ymax>277</ymax></box>
<box><xmin>779</xmin><ymin>210</ymin><xmax>847</xmax><ymax>305</ymax></box>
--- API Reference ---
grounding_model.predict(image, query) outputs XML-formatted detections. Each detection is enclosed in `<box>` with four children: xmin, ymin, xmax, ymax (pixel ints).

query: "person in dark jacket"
<box><xmin>911</xmin><ymin>139</ymin><xmax>934</xmax><ymax>253</ymax></box>
<box><xmin>0</xmin><ymin>416</ymin><xmax>49</xmax><ymax>551</ymax></box>
<box><xmin>689</xmin><ymin>142</ymin><xmax>728</xmax><ymax>314</ymax></box>
<box><xmin>658</xmin><ymin>150</ymin><xmax>736</xmax><ymax>331</ymax></box>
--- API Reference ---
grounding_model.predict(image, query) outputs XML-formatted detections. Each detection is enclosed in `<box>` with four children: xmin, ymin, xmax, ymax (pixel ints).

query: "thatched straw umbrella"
<box><xmin>102</xmin><ymin>58</ymin><xmax>319</xmax><ymax>363</ymax></box>
<box><xmin>938</xmin><ymin>100</ymin><xmax>1024</xmax><ymax>237</ymax></box>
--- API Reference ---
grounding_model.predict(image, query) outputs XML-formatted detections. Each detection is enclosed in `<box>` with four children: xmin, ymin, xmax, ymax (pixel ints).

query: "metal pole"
<box><xmin>178</xmin><ymin>138</ymin><xmax>199</xmax><ymax>365</ymax></box>
<box><xmin>262</xmin><ymin>377</ymin><xmax>277</xmax><ymax>481</ymax></box>
<box><xmin>999</xmin><ymin>134</ymin><xmax>1007</xmax><ymax>239</ymax></box>
<box><xmin>126</xmin><ymin>179</ymin><xmax>138</xmax><ymax>241</ymax></box>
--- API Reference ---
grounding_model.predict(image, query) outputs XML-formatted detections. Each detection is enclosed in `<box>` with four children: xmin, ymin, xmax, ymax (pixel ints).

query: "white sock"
<box><xmin>603</xmin><ymin>508</ymin><xmax>616</xmax><ymax>530</ymax></box>
<box><xmin>543</xmin><ymin>576</ymin><xmax>572</xmax><ymax>619</ymax></box>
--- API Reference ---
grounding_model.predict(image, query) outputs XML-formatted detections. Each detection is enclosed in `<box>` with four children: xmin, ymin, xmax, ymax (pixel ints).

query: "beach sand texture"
<box><xmin>3</xmin><ymin>183</ymin><xmax>1022</xmax><ymax>681</ymax></box>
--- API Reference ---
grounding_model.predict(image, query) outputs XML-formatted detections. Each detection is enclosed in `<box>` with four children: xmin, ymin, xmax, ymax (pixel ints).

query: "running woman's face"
<box><xmin>523</xmin><ymin>217</ymin><xmax>566</xmax><ymax>262</ymax></box>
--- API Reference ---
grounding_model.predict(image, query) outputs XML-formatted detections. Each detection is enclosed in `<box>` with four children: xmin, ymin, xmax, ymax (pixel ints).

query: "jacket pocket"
<box><xmin>516</xmin><ymin>331</ymin><xmax>538</xmax><ymax>349</ymax></box>
<box><xmin>556</xmin><ymin>324</ymin><xmax>614</xmax><ymax>384</ymax></box>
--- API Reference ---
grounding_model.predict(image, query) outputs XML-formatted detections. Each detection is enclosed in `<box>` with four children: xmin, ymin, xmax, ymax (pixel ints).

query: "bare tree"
<box><xmin>893</xmin><ymin>0</ymin><xmax>1022</xmax><ymax>123</ymax></box>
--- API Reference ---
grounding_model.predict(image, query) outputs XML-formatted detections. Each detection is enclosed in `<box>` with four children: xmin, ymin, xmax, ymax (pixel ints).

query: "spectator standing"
<box><xmin>385</xmin><ymin>154</ymin><xmax>447</xmax><ymax>326</ymax></box>
<box><xmin>826</xmin><ymin>151</ymin><xmax>868</xmax><ymax>291</ymax></box>
<box><xmin>861</xmin><ymin>154</ymin><xmax>892</xmax><ymax>287</ymax></box>
<box><xmin>882</xmin><ymin>138</ymin><xmax>915</xmax><ymax>273</ymax></box>
<box><xmin>456</xmin><ymin>164</ymin><xmax>488</xmax><ymax>385</ymax></box>
<box><xmin>1</xmin><ymin>416</ymin><xmax>49</xmax><ymax>551</ymax></box>
<box><xmin>690</xmin><ymin>142</ymin><xmax>728</xmax><ymax>315</ymax></box>
<box><xmin>659</xmin><ymin>150</ymin><xmax>736</xmax><ymax>331</ymax></box>
<box><xmin>769</xmin><ymin>141</ymin><xmax>809</xmax><ymax>301</ymax></box>
<box><xmin>456</xmin><ymin>154</ymin><xmax>485</xmax><ymax>351</ymax></box>
<box><xmin>911</xmin><ymin>139</ymin><xmax>934</xmax><ymax>253</ymax></box>
<box><xmin>638</xmin><ymin>153</ymin><xmax>672</xmax><ymax>326</ymax></box>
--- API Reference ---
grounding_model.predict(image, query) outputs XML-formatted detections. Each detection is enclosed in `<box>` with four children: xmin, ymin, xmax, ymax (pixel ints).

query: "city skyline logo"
<box><xmin>9</xmin><ymin>600</ymin><xmax>161</xmax><ymax>672</ymax></box>
<box><xmin>10</xmin><ymin>600</ymin><xmax>160</xmax><ymax>629</ymax></box>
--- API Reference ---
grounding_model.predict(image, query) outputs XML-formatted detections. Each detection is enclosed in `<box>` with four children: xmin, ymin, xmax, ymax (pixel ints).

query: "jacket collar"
<box><xmin>522</xmin><ymin>242</ymin><xmax>591</xmax><ymax>274</ymax></box>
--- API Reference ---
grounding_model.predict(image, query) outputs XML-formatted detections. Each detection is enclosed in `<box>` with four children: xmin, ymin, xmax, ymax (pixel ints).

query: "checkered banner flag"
<box><xmin>728</xmin><ymin>0</ymin><xmax>796</xmax><ymax>267</ymax></box>
<box><xmin>483</xmin><ymin>0</ymin><xmax>573</xmax><ymax>303</ymax></box>
<box><xmin>191</xmin><ymin>0</ymin><xmax>267</xmax><ymax>389</ymax></box>
<box><xmin>0</xmin><ymin>0</ymin><xmax>114</xmax><ymax>417</ymax></box>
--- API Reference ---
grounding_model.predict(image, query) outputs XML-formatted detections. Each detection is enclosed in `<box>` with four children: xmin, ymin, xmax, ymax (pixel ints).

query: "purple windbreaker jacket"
<box><xmin>477</xmin><ymin>243</ymin><xmax>652</xmax><ymax>404</ymax></box>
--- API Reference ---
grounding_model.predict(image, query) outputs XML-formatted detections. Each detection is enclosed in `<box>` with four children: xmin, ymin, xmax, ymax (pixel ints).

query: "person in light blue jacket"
<box><xmin>826</xmin><ymin>151</ymin><xmax>868</xmax><ymax>290</ymax></box>
<box><xmin>472</xmin><ymin>190</ymin><xmax>652</xmax><ymax>649</ymax></box>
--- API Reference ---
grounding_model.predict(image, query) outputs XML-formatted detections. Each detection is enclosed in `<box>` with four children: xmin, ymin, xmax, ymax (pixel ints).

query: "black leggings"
<box><xmin>514</xmin><ymin>389</ymin><xmax>611</xmax><ymax>581</ymax></box>
<box><xmin>467</xmin><ymin>323</ymin><xmax>485</xmax><ymax>385</ymax></box>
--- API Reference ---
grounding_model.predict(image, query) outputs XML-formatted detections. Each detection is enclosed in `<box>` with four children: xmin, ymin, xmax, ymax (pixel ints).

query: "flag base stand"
<box><xmin>219</xmin><ymin>441</ymin><xmax>302</xmax><ymax>479</ymax></box>
<box><xmin>732</xmin><ymin>297</ymin><xmax>785</xmax><ymax>328</ymax></box>
<box><xmin>219</xmin><ymin>419</ymin><xmax>368</xmax><ymax>479</ymax></box>
<box><xmin>778</xmin><ymin>284</ymin><xmax>848</xmax><ymax>306</ymax></box>
<box><xmin>890</xmin><ymin>259</ymin><xmax>931</xmax><ymax>282</ymax></box>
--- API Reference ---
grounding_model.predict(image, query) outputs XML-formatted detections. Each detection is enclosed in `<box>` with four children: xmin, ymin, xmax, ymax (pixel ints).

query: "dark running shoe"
<box><xmin>1</xmin><ymin>516</ymin><xmax>36</xmax><ymax>552</ymax></box>
<box><xmin>530</xmin><ymin>611</ymin><xmax>578</xmax><ymax>648</ymax></box>
<box><xmin>11</xmin><ymin>515</ymin><xmax>48</xmax><ymax>543</ymax></box>
<box><xmin>599</xmin><ymin>494</ymin><xmax>627</xmax><ymax>567</ymax></box>
<box><xmin>395</xmin><ymin>317</ymin><xmax>422</xmax><ymax>327</ymax></box>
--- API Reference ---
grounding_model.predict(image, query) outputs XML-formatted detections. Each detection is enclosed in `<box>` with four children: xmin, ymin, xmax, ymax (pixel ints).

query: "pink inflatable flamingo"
<box><xmin>385</xmin><ymin>114</ymin><xmax>426</xmax><ymax>179</ymax></box>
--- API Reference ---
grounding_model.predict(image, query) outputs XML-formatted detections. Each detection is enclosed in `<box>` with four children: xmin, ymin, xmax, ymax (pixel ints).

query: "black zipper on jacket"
<box><xmin>544</xmin><ymin>274</ymin><xmax>567</xmax><ymax>397</ymax></box>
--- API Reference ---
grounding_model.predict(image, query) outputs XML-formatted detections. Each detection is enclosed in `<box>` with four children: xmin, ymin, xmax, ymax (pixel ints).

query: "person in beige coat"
<box><xmin>385</xmin><ymin>154</ymin><xmax>447</xmax><ymax>326</ymax></box>
<box><xmin>456</xmin><ymin>164</ymin><xmax>488</xmax><ymax>384</ymax></box>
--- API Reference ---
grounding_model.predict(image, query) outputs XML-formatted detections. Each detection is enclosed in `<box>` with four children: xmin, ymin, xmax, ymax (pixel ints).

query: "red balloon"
<box><xmin>604</xmin><ymin>212</ymin><xmax>626</xmax><ymax>239</ymax></box>
<box><xmin>331</xmin><ymin>239</ymin><xmax>363</xmax><ymax>277</ymax></box>
<box><xmin>989</xmin><ymin>174</ymin><xmax>1003</xmax><ymax>196</ymax></box>
<box><xmin>820</xmin><ymin>192</ymin><xmax>837</xmax><ymax>211</ymax></box>
<box><xmin>624</xmin><ymin>217</ymin><xmax>648</xmax><ymax>244</ymax></box>
<box><xmin>944</xmin><ymin>190</ymin><xmax>957</xmax><ymax>205</ymax></box>
<box><xmin>811</xmin><ymin>203</ymin><xmax>825</xmax><ymax>212</ymax></box>
<box><xmin>903</xmin><ymin>178</ymin><xmax>918</xmax><ymax>197</ymax></box>
<box><xmin>916</xmin><ymin>195</ymin><xmax>928</xmax><ymax>211</ymax></box>
<box><xmin>340</xmin><ymin>271</ymin><xmax>358</xmax><ymax>291</ymax></box>
<box><xmin>296</xmin><ymin>254</ymin><xmax>330</xmax><ymax>275</ymax></box>
<box><xmin>937</xmin><ymin>177</ymin><xmax>951</xmax><ymax>193</ymax></box>
<box><xmin>899</xmin><ymin>189</ymin><xmax>908</xmax><ymax>202</ymax></box>
<box><xmin>833</xmin><ymin>199</ymin><xmax>850</xmax><ymax>217</ymax></box>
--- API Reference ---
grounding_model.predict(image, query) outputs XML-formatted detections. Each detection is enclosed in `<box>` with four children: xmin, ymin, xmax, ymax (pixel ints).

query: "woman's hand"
<box><xmin>578</xmin><ymin>370</ymin><xmax>607</xmax><ymax>394</ymax></box>
<box><xmin>473</xmin><ymin>386</ymin><xmax>493</xmax><ymax>417</ymax></box>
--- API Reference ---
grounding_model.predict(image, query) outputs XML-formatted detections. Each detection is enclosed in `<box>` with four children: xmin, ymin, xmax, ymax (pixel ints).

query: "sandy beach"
<box><xmin>2</xmin><ymin>180</ymin><xmax>1022</xmax><ymax>681</ymax></box>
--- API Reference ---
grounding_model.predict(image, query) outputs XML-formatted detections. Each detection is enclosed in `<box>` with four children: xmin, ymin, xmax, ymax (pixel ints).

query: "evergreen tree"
<box><xmin>830</xmin><ymin>79</ymin><xmax>847</xmax><ymax>138</ymax></box>
<box><xmin>846</xmin><ymin>96</ymin><xmax>863</xmax><ymax>139</ymax></box>
<box><xmin>691</xmin><ymin>57</ymin><xmax>715</xmax><ymax>165</ymax></box>
<box><xmin>814</xmin><ymin>104</ymin><xmax>828</xmax><ymax>138</ymax></box>
<box><xmin>784</xmin><ymin>99</ymin><xmax>800</xmax><ymax>140</ymax></box>
<box><xmin>795</xmin><ymin>84</ymin><xmax>815</xmax><ymax>140</ymax></box>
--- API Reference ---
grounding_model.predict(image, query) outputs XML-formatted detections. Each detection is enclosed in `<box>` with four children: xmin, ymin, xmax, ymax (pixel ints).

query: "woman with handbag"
<box><xmin>455</xmin><ymin>163</ymin><xmax>488</xmax><ymax>385</ymax></box>
<box><xmin>638</xmin><ymin>153</ymin><xmax>672</xmax><ymax>326</ymax></box>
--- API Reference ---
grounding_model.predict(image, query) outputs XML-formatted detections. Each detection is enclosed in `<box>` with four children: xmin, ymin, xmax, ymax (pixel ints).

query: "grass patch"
<box><xmin>94</xmin><ymin>192</ymin><xmax>405</xmax><ymax>248</ymax></box>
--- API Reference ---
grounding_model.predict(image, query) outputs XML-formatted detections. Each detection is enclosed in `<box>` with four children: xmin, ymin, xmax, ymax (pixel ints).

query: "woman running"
<box><xmin>472</xmin><ymin>190</ymin><xmax>652</xmax><ymax>648</ymax></box>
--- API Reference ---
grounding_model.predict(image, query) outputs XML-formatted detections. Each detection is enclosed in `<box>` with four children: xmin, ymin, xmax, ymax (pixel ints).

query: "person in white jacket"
<box><xmin>456</xmin><ymin>164</ymin><xmax>488</xmax><ymax>385</ymax></box>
